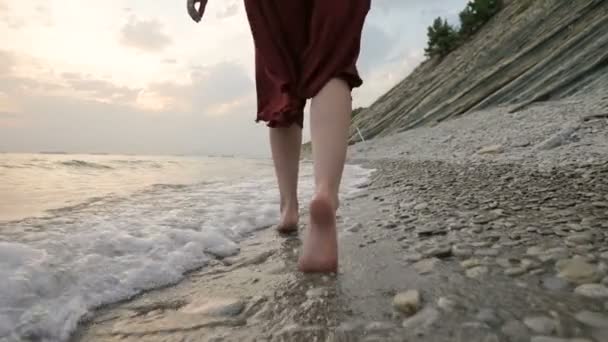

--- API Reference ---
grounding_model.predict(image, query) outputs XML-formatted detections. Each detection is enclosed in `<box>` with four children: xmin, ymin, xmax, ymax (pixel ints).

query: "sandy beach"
<box><xmin>72</xmin><ymin>96</ymin><xmax>608</xmax><ymax>342</ymax></box>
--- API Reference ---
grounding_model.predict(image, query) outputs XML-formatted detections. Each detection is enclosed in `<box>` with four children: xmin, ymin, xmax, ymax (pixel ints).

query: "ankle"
<box><xmin>312</xmin><ymin>191</ymin><xmax>339</xmax><ymax>211</ymax></box>
<box><xmin>280</xmin><ymin>198</ymin><xmax>299</xmax><ymax>214</ymax></box>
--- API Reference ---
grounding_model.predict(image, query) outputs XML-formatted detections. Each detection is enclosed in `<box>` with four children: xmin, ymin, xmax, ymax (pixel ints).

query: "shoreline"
<box><xmin>75</xmin><ymin>96</ymin><xmax>608</xmax><ymax>341</ymax></box>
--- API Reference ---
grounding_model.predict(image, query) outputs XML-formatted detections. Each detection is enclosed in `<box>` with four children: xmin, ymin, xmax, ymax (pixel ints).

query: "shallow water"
<box><xmin>0</xmin><ymin>153</ymin><xmax>372</xmax><ymax>341</ymax></box>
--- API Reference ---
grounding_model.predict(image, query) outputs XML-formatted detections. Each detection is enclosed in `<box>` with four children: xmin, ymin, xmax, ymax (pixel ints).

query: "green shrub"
<box><xmin>424</xmin><ymin>17</ymin><xmax>460</xmax><ymax>58</ymax></box>
<box><xmin>424</xmin><ymin>0</ymin><xmax>503</xmax><ymax>59</ymax></box>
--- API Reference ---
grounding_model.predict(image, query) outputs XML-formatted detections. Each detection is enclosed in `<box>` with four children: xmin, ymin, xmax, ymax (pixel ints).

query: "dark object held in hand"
<box><xmin>187</xmin><ymin>0</ymin><xmax>208</xmax><ymax>23</ymax></box>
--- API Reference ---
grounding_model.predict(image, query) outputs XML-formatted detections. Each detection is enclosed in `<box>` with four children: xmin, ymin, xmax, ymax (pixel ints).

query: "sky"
<box><xmin>0</xmin><ymin>0</ymin><xmax>467</xmax><ymax>157</ymax></box>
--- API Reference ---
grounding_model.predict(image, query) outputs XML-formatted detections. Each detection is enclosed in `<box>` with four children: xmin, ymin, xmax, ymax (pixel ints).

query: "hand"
<box><xmin>187</xmin><ymin>0</ymin><xmax>208</xmax><ymax>23</ymax></box>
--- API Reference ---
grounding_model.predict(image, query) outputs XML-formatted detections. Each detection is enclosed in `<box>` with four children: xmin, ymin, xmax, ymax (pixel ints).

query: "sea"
<box><xmin>0</xmin><ymin>153</ymin><xmax>373</xmax><ymax>342</ymax></box>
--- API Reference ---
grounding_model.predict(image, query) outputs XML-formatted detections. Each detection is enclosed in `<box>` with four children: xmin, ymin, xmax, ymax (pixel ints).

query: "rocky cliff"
<box><xmin>350</xmin><ymin>0</ymin><xmax>608</xmax><ymax>143</ymax></box>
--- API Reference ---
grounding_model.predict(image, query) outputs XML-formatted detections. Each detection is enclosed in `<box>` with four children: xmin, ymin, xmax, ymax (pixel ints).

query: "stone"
<box><xmin>556</xmin><ymin>257</ymin><xmax>598</xmax><ymax>284</ymax></box>
<box><xmin>538</xmin><ymin>247</ymin><xmax>569</xmax><ymax>262</ymax></box>
<box><xmin>505</xmin><ymin>267</ymin><xmax>527</xmax><ymax>277</ymax></box>
<box><xmin>476</xmin><ymin>309</ymin><xmax>500</xmax><ymax>326</ymax></box>
<box><xmin>566</xmin><ymin>233</ymin><xmax>593</xmax><ymax>245</ymax></box>
<box><xmin>501</xmin><ymin>320</ymin><xmax>529</xmax><ymax>342</ymax></box>
<box><xmin>414</xmin><ymin>202</ymin><xmax>429</xmax><ymax>210</ymax></box>
<box><xmin>478</xmin><ymin>144</ymin><xmax>504</xmax><ymax>155</ymax></box>
<box><xmin>393</xmin><ymin>290</ymin><xmax>420</xmax><ymax>316</ymax></box>
<box><xmin>476</xmin><ymin>249</ymin><xmax>499</xmax><ymax>257</ymax></box>
<box><xmin>541</xmin><ymin>277</ymin><xmax>569</xmax><ymax>291</ymax></box>
<box><xmin>403</xmin><ymin>253</ymin><xmax>424</xmax><ymax>262</ymax></box>
<box><xmin>527</xmin><ymin>246</ymin><xmax>545</xmax><ymax>256</ymax></box>
<box><xmin>600</xmin><ymin>251</ymin><xmax>608</xmax><ymax>260</ymax></box>
<box><xmin>437</xmin><ymin>297</ymin><xmax>456</xmax><ymax>312</ymax></box>
<box><xmin>414</xmin><ymin>258</ymin><xmax>440</xmax><ymax>275</ymax></box>
<box><xmin>603</xmin><ymin>276</ymin><xmax>608</xmax><ymax>286</ymax></box>
<box><xmin>466</xmin><ymin>266</ymin><xmax>489</xmax><ymax>278</ymax></box>
<box><xmin>574</xmin><ymin>310</ymin><xmax>608</xmax><ymax>328</ymax></box>
<box><xmin>529</xmin><ymin>338</ymin><xmax>573</xmax><ymax>342</ymax></box>
<box><xmin>424</xmin><ymin>245</ymin><xmax>453</xmax><ymax>259</ymax></box>
<box><xmin>401</xmin><ymin>307</ymin><xmax>439</xmax><ymax>331</ymax></box>
<box><xmin>523</xmin><ymin>316</ymin><xmax>559</xmax><ymax>335</ymax></box>
<box><xmin>452</xmin><ymin>244</ymin><xmax>473</xmax><ymax>258</ymax></box>
<box><xmin>365</xmin><ymin>321</ymin><xmax>395</xmax><ymax>333</ymax></box>
<box><xmin>574</xmin><ymin>284</ymin><xmax>608</xmax><ymax>298</ymax></box>
<box><xmin>305</xmin><ymin>287</ymin><xmax>328</xmax><ymax>299</ymax></box>
<box><xmin>461</xmin><ymin>258</ymin><xmax>482</xmax><ymax>268</ymax></box>
<box><xmin>180</xmin><ymin>297</ymin><xmax>245</xmax><ymax>317</ymax></box>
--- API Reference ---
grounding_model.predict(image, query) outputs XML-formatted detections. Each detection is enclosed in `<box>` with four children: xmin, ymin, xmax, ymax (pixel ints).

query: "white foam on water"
<box><xmin>0</xmin><ymin>162</ymin><xmax>372</xmax><ymax>342</ymax></box>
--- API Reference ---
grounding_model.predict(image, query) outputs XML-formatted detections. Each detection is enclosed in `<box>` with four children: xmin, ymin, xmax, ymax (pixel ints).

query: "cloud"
<box><xmin>359</xmin><ymin>24</ymin><xmax>398</xmax><ymax>74</ymax></box>
<box><xmin>120</xmin><ymin>17</ymin><xmax>172</xmax><ymax>53</ymax></box>
<box><xmin>143</xmin><ymin>62</ymin><xmax>254</xmax><ymax>114</ymax></box>
<box><xmin>61</xmin><ymin>73</ymin><xmax>141</xmax><ymax>104</ymax></box>
<box><xmin>0</xmin><ymin>50</ymin><xmax>14</xmax><ymax>75</ymax></box>
<box><xmin>217</xmin><ymin>3</ymin><xmax>239</xmax><ymax>19</ymax></box>
<box><xmin>161</xmin><ymin>58</ymin><xmax>177</xmax><ymax>65</ymax></box>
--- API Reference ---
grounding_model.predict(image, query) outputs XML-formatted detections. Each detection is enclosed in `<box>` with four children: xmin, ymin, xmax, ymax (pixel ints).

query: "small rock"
<box><xmin>505</xmin><ymin>267</ymin><xmax>527</xmax><ymax>277</ymax></box>
<box><xmin>401</xmin><ymin>307</ymin><xmax>439</xmax><ymax>331</ymax></box>
<box><xmin>403</xmin><ymin>253</ymin><xmax>424</xmax><ymax>262</ymax></box>
<box><xmin>523</xmin><ymin>316</ymin><xmax>559</xmax><ymax>335</ymax></box>
<box><xmin>466</xmin><ymin>266</ymin><xmax>489</xmax><ymax>278</ymax></box>
<box><xmin>414</xmin><ymin>202</ymin><xmax>429</xmax><ymax>210</ymax></box>
<box><xmin>476</xmin><ymin>248</ymin><xmax>499</xmax><ymax>257</ymax></box>
<box><xmin>541</xmin><ymin>277</ymin><xmax>569</xmax><ymax>291</ymax></box>
<box><xmin>461</xmin><ymin>258</ymin><xmax>482</xmax><ymax>269</ymax></box>
<box><xmin>180</xmin><ymin>297</ymin><xmax>245</xmax><ymax>317</ymax></box>
<box><xmin>452</xmin><ymin>244</ymin><xmax>473</xmax><ymax>258</ymax></box>
<box><xmin>476</xmin><ymin>309</ymin><xmax>500</xmax><ymax>326</ymax></box>
<box><xmin>574</xmin><ymin>310</ymin><xmax>608</xmax><ymax>328</ymax></box>
<box><xmin>306</xmin><ymin>287</ymin><xmax>328</xmax><ymax>299</ymax></box>
<box><xmin>556</xmin><ymin>257</ymin><xmax>598</xmax><ymax>284</ymax></box>
<box><xmin>574</xmin><ymin>284</ymin><xmax>608</xmax><ymax>299</ymax></box>
<box><xmin>566</xmin><ymin>233</ymin><xmax>593</xmax><ymax>245</ymax></box>
<box><xmin>529</xmin><ymin>338</ymin><xmax>571</xmax><ymax>342</ymax></box>
<box><xmin>424</xmin><ymin>245</ymin><xmax>453</xmax><ymax>259</ymax></box>
<box><xmin>478</xmin><ymin>144</ymin><xmax>504</xmax><ymax>155</ymax></box>
<box><xmin>600</xmin><ymin>251</ymin><xmax>608</xmax><ymax>260</ymax></box>
<box><xmin>538</xmin><ymin>248</ymin><xmax>569</xmax><ymax>262</ymax></box>
<box><xmin>414</xmin><ymin>258</ymin><xmax>440</xmax><ymax>275</ymax></box>
<box><xmin>527</xmin><ymin>246</ymin><xmax>544</xmax><ymax>256</ymax></box>
<box><xmin>501</xmin><ymin>320</ymin><xmax>529</xmax><ymax>342</ymax></box>
<box><xmin>603</xmin><ymin>276</ymin><xmax>608</xmax><ymax>286</ymax></box>
<box><xmin>365</xmin><ymin>321</ymin><xmax>395</xmax><ymax>333</ymax></box>
<box><xmin>393</xmin><ymin>290</ymin><xmax>420</xmax><ymax>316</ymax></box>
<box><xmin>437</xmin><ymin>297</ymin><xmax>456</xmax><ymax>312</ymax></box>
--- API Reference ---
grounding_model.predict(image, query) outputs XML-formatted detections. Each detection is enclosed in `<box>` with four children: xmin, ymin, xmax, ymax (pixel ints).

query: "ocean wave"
<box><xmin>59</xmin><ymin>160</ymin><xmax>114</xmax><ymax>170</ymax></box>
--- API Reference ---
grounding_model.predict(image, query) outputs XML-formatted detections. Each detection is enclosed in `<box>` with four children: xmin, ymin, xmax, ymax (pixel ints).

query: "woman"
<box><xmin>188</xmin><ymin>0</ymin><xmax>370</xmax><ymax>273</ymax></box>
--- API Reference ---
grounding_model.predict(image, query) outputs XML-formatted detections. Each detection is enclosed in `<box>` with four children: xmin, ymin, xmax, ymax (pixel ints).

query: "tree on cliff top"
<box><xmin>424</xmin><ymin>17</ymin><xmax>459</xmax><ymax>58</ymax></box>
<box><xmin>459</xmin><ymin>0</ymin><xmax>503</xmax><ymax>37</ymax></box>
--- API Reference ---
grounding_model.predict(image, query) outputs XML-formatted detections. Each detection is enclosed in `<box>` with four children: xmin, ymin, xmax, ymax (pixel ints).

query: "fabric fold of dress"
<box><xmin>244</xmin><ymin>0</ymin><xmax>371</xmax><ymax>128</ymax></box>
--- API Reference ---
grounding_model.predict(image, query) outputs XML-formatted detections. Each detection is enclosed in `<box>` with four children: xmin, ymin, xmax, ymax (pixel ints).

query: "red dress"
<box><xmin>244</xmin><ymin>0</ymin><xmax>371</xmax><ymax>128</ymax></box>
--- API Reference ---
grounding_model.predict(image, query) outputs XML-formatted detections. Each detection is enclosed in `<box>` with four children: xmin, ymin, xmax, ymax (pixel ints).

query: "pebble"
<box><xmin>476</xmin><ymin>308</ymin><xmax>500</xmax><ymax>326</ymax></box>
<box><xmin>403</xmin><ymin>253</ymin><xmax>424</xmax><ymax>262</ymax></box>
<box><xmin>414</xmin><ymin>202</ymin><xmax>429</xmax><ymax>210</ymax></box>
<box><xmin>466</xmin><ymin>266</ymin><xmax>489</xmax><ymax>278</ymax></box>
<box><xmin>556</xmin><ymin>257</ymin><xmax>598</xmax><ymax>284</ymax></box>
<box><xmin>180</xmin><ymin>297</ymin><xmax>245</xmax><ymax>317</ymax></box>
<box><xmin>574</xmin><ymin>310</ymin><xmax>608</xmax><ymax>328</ymax></box>
<box><xmin>461</xmin><ymin>258</ymin><xmax>482</xmax><ymax>268</ymax></box>
<box><xmin>393</xmin><ymin>290</ymin><xmax>420</xmax><ymax>316</ymax></box>
<box><xmin>530</xmin><ymin>338</ymin><xmax>592</xmax><ymax>342</ymax></box>
<box><xmin>401</xmin><ymin>307</ymin><xmax>439</xmax><ymax>331</ymax></box>
<box><xmin>478</xmin><ymin>144</ymin><xmax>504</xmax><ymax>154</ymax></box>
<box><xmin>527</xmin><ymin>246</ymin><xmax>545</xmax><ymax>256</ymax></box>
<box><xmin>566</xmin><ymin>233</ymin><xmax>593</xmax><ymax>245</ymax></box>
<box><xmin>437</xmin><ymin>297</ymin><xmax>456</xmax><ymax>312</ymax></box>
<box><xmin>501</xmin><ymin>320</ymin><xmax>529</xmax><ymax>342</ymax></box>
<box><xmin>475</xmin><ymin>248</ymin><xmax>500</xmax><ymax>257</ymax></box>
<box><xmin>574</xmin><ymin>283</ymin><xmax>608</xmax><ymax>298</ymax></box>
<box><xmin>603</xmin><ymin>276</ymin><xmax>608</xmax><ymax>285</ymax></box>
<box><xmin>505</xmin><ymin>267</ymin><xmax>527</xmax><ymax>276</ymax></box>
<box><xmin>541</xmin><ymin>276</ymin><xmax>570</xmax><ymax>291</ymax></box>
<box><xmin>523</xmin><ymin>316</ymin><xmax>559</xmax><ymax>335</ymax></box>
<box><xmin>452</xmin><ymin>244</ymin><xmax>473</xmax><ymax>258</ymax></box>
<box><xmin>424</xmin><ymin>245</ymin><xmax>453</xmax><ymax>259</ymax></box>
<box><xmin>305</xmin><ymin>287</ymin><xmax>328</xmax><ymax>299</ymax></box>
<box><xmin>414</xmin><ymin>258</ymin><xmax>440</xmax><ymax>274</ymax></box>
<box><xmin>538</xmin><ymin>247</ymin><xmax>569</xmax><ymax>262</ymax></box>
<box><xmin>600</xmin><ymin>251</ymin><xmax>608</xmax><ymax>260</ymax></box>
<box><xmin>365</xmin><ymin>321</ymin><xmax>395</xmax><ymax>333</ymax></box>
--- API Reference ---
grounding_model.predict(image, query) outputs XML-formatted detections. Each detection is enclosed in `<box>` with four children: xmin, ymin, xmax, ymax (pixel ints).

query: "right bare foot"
<box><xmin>298</xmin><ymin>195</ymin><xmax>338</xmax><ymax>273</ymax></box>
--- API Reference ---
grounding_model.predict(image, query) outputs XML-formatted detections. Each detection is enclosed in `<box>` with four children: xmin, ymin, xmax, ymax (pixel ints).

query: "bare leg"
<box><xmin>270</xmin><ymin>124</ymin><xmax>302</xmax><ymax>233</ymax></box>
<box><xmin>298</xmin><ymin>78</ymin><xmax>351</xmax><ymax>273</ymax></box>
